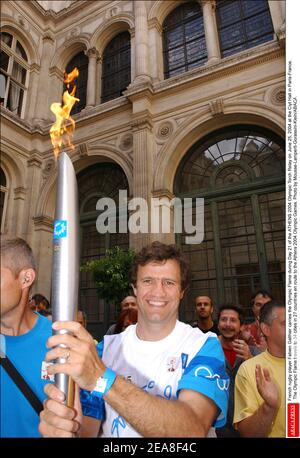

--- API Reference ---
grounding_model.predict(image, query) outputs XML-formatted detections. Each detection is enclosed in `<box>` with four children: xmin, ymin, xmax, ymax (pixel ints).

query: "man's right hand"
<box><xmin>255</xmin><ymin>364</ymin><xmax>279</xmax><ymax>410</ymax></box>
<box><xmin>39</xmin><ymin>383</ymin><xmax>82</xmax><ymax>437</ymax></box>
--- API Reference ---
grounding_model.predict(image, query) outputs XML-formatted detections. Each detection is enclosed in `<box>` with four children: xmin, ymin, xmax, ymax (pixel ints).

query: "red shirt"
<box><xmin>223</xmin><ymin>347</ymin><xmax>237</xmax><ymax>368</ymax></box>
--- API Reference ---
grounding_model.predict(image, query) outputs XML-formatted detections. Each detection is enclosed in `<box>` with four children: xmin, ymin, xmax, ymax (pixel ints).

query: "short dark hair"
<box><xmin>115</xmin><ymin>307</ymin><xmax>138</xmax><ymax>334</ymax></box>
<box><xmin>32</xmin><ymin>294</ymin><xmax>50</xmax><ymax>310</ymax></box>
<box><xmin>195</xmin><ymin>295</ymin><xmax>213</xmax><ymax>307</ymax></box>
<box><xmin>1</xmin><ymin>236</ymin><xmax>36</xmax><ymax>277</ymax></box>
<box><xmin>217</xmin><ymin>304</ymin><xmax>245</xmax><ymax>325</ymax></box>
<box><xmin>259</xmin><ymin>300</ymin><xmax>285</xmax><ymax>325</ymax></box>
<box><xmin>130</xmin><ymin>241</ymin><xmax>190</xmax><ymax>291</ymax></box>
<box><xmin>251</xmin><ymin>289</ymin><xmax>274</xmax><ymax>305</ymax></box>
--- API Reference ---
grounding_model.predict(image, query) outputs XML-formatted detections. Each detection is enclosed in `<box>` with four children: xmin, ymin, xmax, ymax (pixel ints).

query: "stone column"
<box><xmin>49</xmin><ymin>66</ymin><xmax>64</xmax><ymax>109</ymax></box>
<box><xmin>27</xmin><ymin>64</ymin><xmax>40</xmax><ymax>122</ymax></box>
<box><xmin>11</xmin><ymin>187</ymin><xmax>27</xmax><ymax>237</ymax></box>
<box><xmin>131</xmin><ymin>115</ymin><xmax>154</xmax><ymax>250</ymax></box>
<box><xmin>22</xmin><ymin>156</ymin><xmax>42</xmax><ymax>244</ymax></box>
<box><xmin>268</xmin><ymin>0</ymin><xmax>284</xmax><ymax>34</ymax></box>
<box><xmin>96</xmin><ymin>56</ymin><xmax>102</xmax><ymax>104</ymax></box>
<box><xmin>201</xmin><ymin>0</ymin><xmax>221</xmax><ymax>63</ymax></box>
<box><xmin>148</xmin><ymin>18</ymin><xmax>164</xmax><ymax>82</ymax></box>
<box><xmin>33</xmin><ymin>215</ymin><xmax>54</xmax><ymax>298</ymax></box>
<box><xmin>33</xmin><ymin>32</ymin><xmax>55</xmax><ymax>125</ymax></box>
<box><xmin>134</xmin><ymin>1</ymin><xmax>151</xmax><ymax>83</ymax></box>
<box><xmin>85</xmin><ymin>47</ymin><xmax>99</xmax><ymax>108</ymax></box>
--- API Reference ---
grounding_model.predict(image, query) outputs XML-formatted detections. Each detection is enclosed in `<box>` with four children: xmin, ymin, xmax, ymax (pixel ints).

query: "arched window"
<box><xmin>216</xmin><ymin>0</ymin><xmax>274</xmax><ymax>58</ymax></box>
<box><xmin>101</xmin><ymin>32</ymin><xmax>131</xmax><ymax>103</ymax></box>
<box><xmin>78</xmin><ymin>163</ymin><xmax>129</xmax><ymax>339</ymax></box>
<box><xmin>163</xmin><ymin>2</ymin><xmax>207</xmax><ymax>79</ymax></box>
<box><xmin>65</xmin><ymin>51</ymin><xmax>88</xmax><ymax>114</ymax></box>
<box><xmin>0</xmin><ymin>167</ymin><xmax>8</xmax><ymax>232</ymax></box>
<box><xmin>0</xmin><ymin>32</ymin><xmax>28</xmax><ymax>116</ymax></box>
<box><xmin>174</xmin><ymin>126</ymin><xmax>285</xmax><ymax>322</ymax></box>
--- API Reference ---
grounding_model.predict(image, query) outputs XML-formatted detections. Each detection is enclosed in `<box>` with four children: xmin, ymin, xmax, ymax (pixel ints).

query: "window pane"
<box><xmin>16</xmin><ymin>41</ymin><xmax>28</xmax><ymax>61</ymax></box>
<box><xmin>0</xmin><ymin>168</ymin><xmax>6</xmax><ymax>187</ymax></box>
<box><xmin>78</xmin><ymin>163</ymin><xmax>129</xmax><ymax>338</ymax></box>
<box><xmin>167</xmin><ymin>27</ymin><xmax>184</xmax><ymax>48</ymax></box>
<box><xmin>217</xmin><ymin>0</ymin><xmax>274</xmax><ymax>57</ymax></box>
<box><xmin>186</xmin><ymin>37</ymin><xmax>207</xmax><ymax>61</ymax></box>
<box><xmin>65</xmin><ymin>51</ymin><xmax>88</xmax><ymax>113</ymax></box>
<box><xmin>7</xmin><ymin>81</ymin><xmax>24</xmax><ymax>115</ymax></box>
<box><xmin>163</xmin><ymin>2</ymin><xmax>207</xmax><ymax>79</ymax></box>
<box><xmin>242</xmin><ymin>0</ymin><xmax>268</xmax><ymax>16</ymax></box>
<box><xmin>102</xmin><ymin>32</ymin><xmax>131</xmax><ymax>103</ymax></box>
<box><xmin>168</xmin><ymin>47</ymin><xmax>185</xmax><ymax>69</ymax></box>
<box><xmin>0</xmin><ymin>32</ymin><xmax>13</xmax><ymax>47</ymax></box>
<box><xmin>245</xmin><ymin>13</ymin><xmax>273</xmax><ymax>39</ymax></box>
<box><xmin>217</xmin><ymin>1</ymin><xmax>241</xmax><ymax>28</ymax></box>
<box><xmin>0</xmin><ymin>51</ymin><xmax>9</xmax><ymax>72</ymax></box>
<box><xmin>185</xmin><ymin>18</ymin><xmax>203</xmax><ymax>41</ymax></box>
<box><xmin>12</xmin><ymin>61</ymin><xmax>26</xmax><ymax>85</ymax></box>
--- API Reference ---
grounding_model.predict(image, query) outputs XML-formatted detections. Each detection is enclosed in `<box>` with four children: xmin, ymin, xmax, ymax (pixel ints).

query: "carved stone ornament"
<box><xmin>119</xmin><ymin>133</ymin><xmax>133</xmax><ymax>151</ymax></box>
<box><xmin>209</xmin><ymin>98</ymin><xmax>224</xmax><ymax>116</ymax></box>
<box><xmin>156</xmin><ymin>121</ymin><xmax>174</xmax><ymax>140</ymax></box>
<box><xmin>43</xmin><ymin>159</ymin><xmax>55</xmax><ymax>176</ymax></box>
<box><xmin>270</xmin><ymin>86</ymin><xmax>285</xmax><ymax>106</ymax></box>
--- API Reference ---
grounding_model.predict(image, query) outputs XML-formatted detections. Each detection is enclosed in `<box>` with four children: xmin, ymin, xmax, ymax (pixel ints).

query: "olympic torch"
<box><xmin>50</xmin><ymin>68</ymin><xmax>80</xmax><ymax>406</ymax></box>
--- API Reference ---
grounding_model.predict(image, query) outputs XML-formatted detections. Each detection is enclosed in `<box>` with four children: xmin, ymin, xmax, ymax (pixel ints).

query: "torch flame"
<box><xmin>50</xmin><ymin>67</ymin><xmax>79</xmax><ymax>159</ymax></box>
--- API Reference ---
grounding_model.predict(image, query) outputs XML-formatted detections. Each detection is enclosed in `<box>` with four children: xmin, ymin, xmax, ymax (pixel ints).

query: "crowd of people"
<box><xmin>0</xmin><ymin>236</ymin><xmax>285</xmax><ymax>438</ymax></box>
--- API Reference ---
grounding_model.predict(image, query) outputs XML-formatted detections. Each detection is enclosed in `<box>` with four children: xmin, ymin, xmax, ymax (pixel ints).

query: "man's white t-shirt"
<box><xmin>81</xmin><ymin>320</ymin><xmax>229</xmax><ymax>437</ymax></box>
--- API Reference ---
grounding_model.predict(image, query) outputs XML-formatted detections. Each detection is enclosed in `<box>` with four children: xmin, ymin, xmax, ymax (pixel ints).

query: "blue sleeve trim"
<box><xmin>177</xmin><ymin>337</ymin><xmax>229</xmax><ymax>428</ymax></box>
<box><xmin>80</xmin><ymin>339</ymin><xmax>105</xmax><ymax>420</ymax></box>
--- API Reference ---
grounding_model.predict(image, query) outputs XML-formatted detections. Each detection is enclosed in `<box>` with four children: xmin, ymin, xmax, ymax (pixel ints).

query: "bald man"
<box><xmin>106</xmin><ymin>296</ymin><xmax>137</xmax><ymax>335</ymax></box>
<box><xmin>191</xmin><ymin>296</ymin><xmax>219</xmax><ymax>335</ymax></box>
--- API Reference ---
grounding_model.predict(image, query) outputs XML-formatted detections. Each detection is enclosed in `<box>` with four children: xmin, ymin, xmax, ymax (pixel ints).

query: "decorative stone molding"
<box><xmin>152</xmin><ymin>189</ymin><xmax>175</xmax><ymax>200</ymax></box>
<box><xmin>17</xmin><ymin>15</ymin><xmax>29</xmax><ymax>31</ymax></box>
<box><xmin>69</xmin><ymin>26</ymin><xmax>80</xmax><ymax>38</ymax></box>
<box><xmin>270</xmin><ymin>86</ymin><xmax>285</xmax><ymax>106</ymax></box>
<box><xmin>49</xmin><ymin>66</ymin><xmax>64</xmax><ymax>79</ymax></box>
<box><xmin>209</xmin><ymin>98</ymin><xmax>224</xmax><ymax>116</ymax></box>
<box><xmin>33</xmin><ymin>215</ymin><xmax>53</xmax><ymax>231</ymax></box>
<box><xmin>42</xmin><ymin>159</ymin><xmax>55</xmax><ymax>176</ymax></box>
<box><xmin>148</xmin><ymin>17</ymin><xmax>163</xmax><ymax>35</ymax></box>
<box><xmin>109</xmin><ymin>7</ymin><xmax>119</xmax><ymax>17</ymax></box>
<box><xmin>156</xmin><ymin>121</ymin><xmax>174</xmax><ymax>141</ymax></box>
<box><xmin>14</xmin><ymin>187</ymin><xmax>27</xmax><ymax>200</ymax></box>
<box><xmin>85</xmin><ymin>47</ymin><xmax>99</xmax><ymax>59</ymax></box>
<box><xmin>79</xmin><ymin>143</ymin><xmax>88</xmax><ymax>157</ymax></box>
<box><xmin>43</xmin><ymin>31</ymin><xmax>55</xmax><ymax>43</ymax></box>
<box><xmin>119</xmin><ymin>133</ymin><xmax>133</xmax><ymax>151</ymax></box>
<box><xmin>28</xmin><ymin>155</ymin><xmax>42</xmax><ymax>168</ymax></box>
<box><xmin>201</xmin><ymin>0</ymin><xmax>216</xmax><ymax>12</ymax></box>
<box><xmin>30</xmin><ymin>63</ymin><xmax>41</xmax><ymax>74</ymax></box>
<box><xmin>131</xmin><ymin>111</ymin><xmax>153</xmax><ymax>132</ymax></box>
<box><xmin>276</xmin><ymin>21</ymin><xmax>286</xmax><ymax>48</ymax></box>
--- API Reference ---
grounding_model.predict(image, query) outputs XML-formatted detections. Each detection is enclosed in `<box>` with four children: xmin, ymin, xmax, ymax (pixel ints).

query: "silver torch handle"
<box><xmin>51</xmin><ymin>152</ymin><xmax>79</xmax><ymax>406</ymax></box>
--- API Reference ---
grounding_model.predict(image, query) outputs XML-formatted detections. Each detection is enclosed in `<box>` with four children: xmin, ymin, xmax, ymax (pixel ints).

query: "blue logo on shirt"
<box><xmin>54</xmin><ymin>220</ymin><xmax>67</xmax><ymax>238</ymax></box>
<box><xmin>181</xmin><ymin>353</ymin><xmax>188</xmax><ymax>369</ymax></box>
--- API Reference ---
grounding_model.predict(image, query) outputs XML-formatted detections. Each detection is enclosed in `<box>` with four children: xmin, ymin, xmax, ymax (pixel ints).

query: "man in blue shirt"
<box><xmin>40</xmin><ymin>242</ymin><xmax>229</xmax><ymax>437</ymax></box>
<box><xmin>0</xmin><ymin>236</ymin><xmax>53</xmax><ymax>437</ymax></box>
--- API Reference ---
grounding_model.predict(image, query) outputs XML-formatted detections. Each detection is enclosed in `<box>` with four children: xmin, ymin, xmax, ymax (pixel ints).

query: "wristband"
<box><xmin>91</xmin><ymin>368</ymin><xmax>117</xmax><ymax>399</ymax></box>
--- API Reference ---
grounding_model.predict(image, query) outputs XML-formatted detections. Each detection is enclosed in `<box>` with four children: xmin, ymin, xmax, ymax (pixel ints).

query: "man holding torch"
<box><xmin>39</xmin><ymin>242</ymin><xmax>229</xmax><ymax>438</ymax></box>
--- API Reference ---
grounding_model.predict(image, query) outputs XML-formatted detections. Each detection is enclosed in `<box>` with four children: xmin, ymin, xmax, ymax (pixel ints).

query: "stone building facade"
<box><xmin>0</xmin><ymin>0</ymin><xmax>285</xmax><ymax>337</ymax></box>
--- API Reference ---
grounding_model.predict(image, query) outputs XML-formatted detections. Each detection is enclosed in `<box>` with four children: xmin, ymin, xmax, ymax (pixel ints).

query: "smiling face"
<box><xmin>132</xmin><ymin>259</ymin><xmax>184</xmax><ymax>339</ymax></box>
<box><xmin>218</xmin><ymin>309</ymin><xmax>241</xmax><ymax>341</ymax></box>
